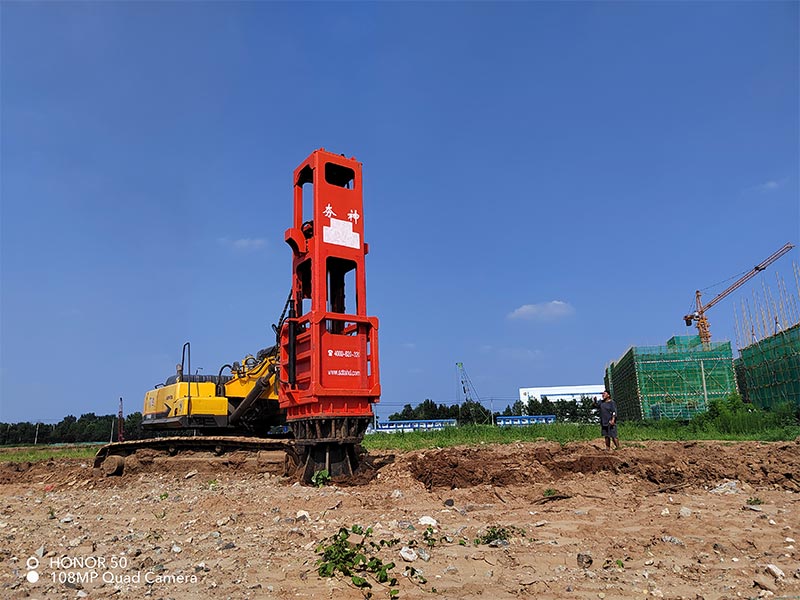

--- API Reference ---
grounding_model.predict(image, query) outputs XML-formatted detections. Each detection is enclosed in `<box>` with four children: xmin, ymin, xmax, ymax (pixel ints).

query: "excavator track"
<box><xmin>94</xmin><ymin>436</ymin><xmax>300</xmax><ymax>478</ymax></box>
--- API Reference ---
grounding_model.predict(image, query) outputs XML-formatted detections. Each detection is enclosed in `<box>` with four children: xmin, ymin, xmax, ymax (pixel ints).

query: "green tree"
<box><xmin>388</xmin><ymin>404</ymin><xmax>416</xmax><ymax>421</ymax></box>
<box><xmin>460</xmin><ymin>399</ymin><xmax>492</xmax><ymax>425</ymax></box>
<box><xmin>540</xmin><ymin>396</ymin><xmax>555</xmax><ymax>417</ymax></box>
<box><xmin>53</xmin><ymin>415</ymin><xmax>78</xmax><ymax>443</ymax></box>
<box><xmin>124</xmin><ymin>412</ymin><xmax>144</xmax><ymax>440</ymax></box>
<box><xmin>554</xmin><ymin>399</ymin><xmax>579</xmax><ymax>422</ymax></box>
<box><xmin>526</xmin><ymin>397</ymin><xmax>543</xmax><ymax>416</ymax></box>
<box><xmin>416</xmin><ymin>399</ymin><xmax>439</xmax><ymax>419</ymax></box>
<box><xmin>576</xmin><ymin>396</ymin><xmax>598</xmax><ymax>423</ymax></box>
<box><xmin>510</xmin><ymin>400</ymin><xmax>526</xmax><ymax>416</ymax></box>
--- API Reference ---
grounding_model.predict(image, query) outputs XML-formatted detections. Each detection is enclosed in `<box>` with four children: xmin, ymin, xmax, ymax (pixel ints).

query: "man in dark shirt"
<box><xmin>598</xmin><ymin>390</ymin><xmax>620</xmax><ymax>450</ymax></box>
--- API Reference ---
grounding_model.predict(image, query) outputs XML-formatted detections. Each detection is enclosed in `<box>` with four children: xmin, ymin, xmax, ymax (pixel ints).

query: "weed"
<box><xmin>159</xmin><ymin>492</ymin><xmax>169</xmax><ymax>501</ymax></box>
<box><xmin>153</xmin><ymin>509</ymin><xmax>166</xmax><ymax>520</ymax></box>
<box><xmin>422</xmin><ymin>526</ymin><xmax>441</xmax><ymax>548</ymax></box>
<box><xmin>311</xmin><ymin>470</ymin><xmax>331</xmax><ymax>488</ymax></box>
<box><xmin>404</xmin><ymin>566</ymin><xmax>427</xmax><ymax>584</ymax></box>
<box><xmin>147</xmin><ymin>529</ymin><xmax>162</xmax><ymax>542</ymax></box>
<box><xmin>316</xmin><ymin>525</ymin><xmax>398</xmax><ymax>598</ymax></box>
<box><xmin>207</xmin><ymin>479</ymin><xmax>219</xmax><ymax>490</ymax></box>
<box><xmin>474</xmin><ymin>525</ymin><xmax>525</xmax><ymax>546</ymax></box>
<box><xmin>603</xmin><ymin>557</ymin><xmax>626</xmax><ymax>570</ymax></box>
<box><xmin>746</xmin><ymin>497</ymin><xmax>763</xmax><ymax>506</ymax></box>
<box><xmin>543</xmin><ymin>488</ymin><xmax>558</xmax><ymax>497</ymax></box>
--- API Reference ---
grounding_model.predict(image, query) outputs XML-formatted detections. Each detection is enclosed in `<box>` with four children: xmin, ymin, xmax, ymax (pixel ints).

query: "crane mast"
<box><xmin>456</xmin><ymin>362</ymin><xmax>492</xmax><ymax>425</ymax></box>
<box><xmin>683</xmin><ymin>242</ymin><xmax>795</xmax><ymax>347</ymax></box>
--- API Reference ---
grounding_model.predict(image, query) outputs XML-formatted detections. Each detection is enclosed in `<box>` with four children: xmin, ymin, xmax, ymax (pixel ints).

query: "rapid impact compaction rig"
<box><xmin>95</xmin><ymin>149</ymin><xmax>381</xmax><ymax>481</ymax></box>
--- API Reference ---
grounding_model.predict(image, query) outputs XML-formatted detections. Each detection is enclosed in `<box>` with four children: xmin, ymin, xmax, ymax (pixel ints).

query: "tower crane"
<box><xmin>683</xmin><ymin>242</ymin><xmax>794</xmax><ymax>347</ymax></box>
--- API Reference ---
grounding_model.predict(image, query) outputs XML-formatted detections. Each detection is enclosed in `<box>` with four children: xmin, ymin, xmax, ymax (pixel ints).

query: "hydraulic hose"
<box><xmin>228</xmin><ymin>368</ymin><xmax>274</xmax><ymax>425</ymax></box>
<box><xmin>216</xmin><ymin>364</ymin><xmax>233</xmax><ymax>397</ymax></box>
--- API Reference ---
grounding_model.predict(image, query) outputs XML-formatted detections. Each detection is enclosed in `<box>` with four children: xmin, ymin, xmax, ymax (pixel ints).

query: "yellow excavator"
<box><xmin>141</xmin><ymin>342</ymin><xmax>284</xmax><ymax>434</ymax></box>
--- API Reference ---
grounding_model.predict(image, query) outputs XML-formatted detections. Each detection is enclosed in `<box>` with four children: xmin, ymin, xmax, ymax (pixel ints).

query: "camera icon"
<box><xmin>26</xmin><ymin>556</ymin><xmax>40</xmax><ymax>583</ymax></box>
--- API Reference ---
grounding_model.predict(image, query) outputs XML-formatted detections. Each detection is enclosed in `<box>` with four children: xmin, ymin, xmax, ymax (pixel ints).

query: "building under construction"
<box><xmin>733</xmin><ymin>265</ymin><xmax>800</xmax><ymax>409</ymax></box>
<box><xmin>605</xmin><ymin>335</ymin><xmax>737</xmax><ymax>421</ymax></box>
<box><xmin>605</xmin><ymin>250</ymin><xmax>798</xmax><ymax>421</ymax></box>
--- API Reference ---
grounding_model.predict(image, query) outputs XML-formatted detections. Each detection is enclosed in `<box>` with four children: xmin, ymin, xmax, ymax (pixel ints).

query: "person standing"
<box><xmin>598</xmin><ymin>390</ymin><xmax>620</xmax><ymax>450</ymax></box>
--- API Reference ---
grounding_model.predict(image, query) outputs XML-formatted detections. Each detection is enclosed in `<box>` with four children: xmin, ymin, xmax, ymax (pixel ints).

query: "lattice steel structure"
<box><xmin>735</xmin><ymin>324</ymin><xmax>800</xmax><ymax>409</ymax></box>
<box><xmin>605</xmin><ymin>335</ymin><xmax>736</xmax><ymax>421</ymax></box>
<box><xmin>733</xmin><ymin>263</ymin><xmax>800</xmax><ymax>409</ymax></box>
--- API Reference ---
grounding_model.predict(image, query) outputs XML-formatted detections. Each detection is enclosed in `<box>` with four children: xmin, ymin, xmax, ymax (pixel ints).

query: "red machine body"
<box><xmin>279</xmin><ymin>149</ymin><xmax>380</xmax><ymax>433</ymax></box>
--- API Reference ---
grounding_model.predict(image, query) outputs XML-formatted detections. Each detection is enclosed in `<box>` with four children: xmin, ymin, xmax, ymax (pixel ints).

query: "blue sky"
<box><xmin>1</xmin><ymin>2</ymin><xmax>798</xmax><ymax>423</ymax></box>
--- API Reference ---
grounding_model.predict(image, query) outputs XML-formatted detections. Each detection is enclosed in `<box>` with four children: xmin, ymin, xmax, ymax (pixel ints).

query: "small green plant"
<box><xmin>207</xmin><ymin>479</ymin><xmax>219</xmax><ymax>490</ymax></box>
<box><xmin>602</xmin><ymin>557</ymin><xmax>625</xmax><ymax>570</ymax></box>
<box><xmin>543</xmin><ymin>488</ymin><xmax>558</xmax><ymax>497</ymax></box>
<box><xmin>316</xmin><ymin>525</ymin><xmax>399</xmax><ymax>598</ymax></box>
<box><xmin>474</xmin><ymin>525</ymin><xmax>525</xmax><ymax>546</ymax></box>
<box><xmin>404</xmin><ymin>565</ymin><xmax>427</xmax><ymax>584</ymax></box>
<box><xmin>159</xmin><ymin>492</ymin><xmax>169</xmax><ymax>501</ymax></box>
<box><xmin>422</xmin><ymin>526</ymin><xmax>441</xmax><ymax>548</ymax></box>
<box><xmin>147</xmin><ymin>529</ymin><xmax>163</xmax><ymax>541</ymax></box>
<box><xmin>746</xmin><ymin>497</ymin><xmax>763</xmax><ymax>506</ymax></box>
<box><xmin>311</xmin><ymin>469</ymin><xmax>331</xmax><ymax>487</ymax></box>
<box><xmin>153</xmin><ymin>509</ymin><xmax>166</xmax><ymax>520</ymax></box>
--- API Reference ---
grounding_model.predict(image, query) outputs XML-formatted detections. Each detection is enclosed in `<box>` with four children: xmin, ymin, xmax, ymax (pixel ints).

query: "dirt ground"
<box><xmin>1</xmin><ymin>440</ymin><xmax>799</xmax><ymax>600</ymax></box>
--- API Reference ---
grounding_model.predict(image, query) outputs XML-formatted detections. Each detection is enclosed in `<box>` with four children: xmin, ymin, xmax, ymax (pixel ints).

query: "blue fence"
<box><xmin>367</xmin><ymin>416</ymin><xmax>558</xmax><ymax>433</ymax></box>
<box><xmin>368</xmin><ymin>419</ymin><xmax>458</xmax><ymax>434</ymax></box>
<box><xmin>495</xmin><ymin>415</ymin><xmax>556</xmax><ymax>426</ymax></box>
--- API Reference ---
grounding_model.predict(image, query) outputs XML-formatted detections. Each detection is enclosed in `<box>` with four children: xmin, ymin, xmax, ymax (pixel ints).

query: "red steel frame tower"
<box><xmin>280</xmin><ymin>149</ymin><xmax>380</xmax><ymax>477</ymax></box>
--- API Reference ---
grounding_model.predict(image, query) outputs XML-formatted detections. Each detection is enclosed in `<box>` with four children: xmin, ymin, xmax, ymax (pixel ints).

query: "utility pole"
<box><xmin>34</xmin><ymin>423</ymin><xmax>40</xmax><ymax>445</ymax></box>
<box><xmin>117</xmin><ymin>397</ymin><xmax>125</xmax><ymax>442</ymax></box>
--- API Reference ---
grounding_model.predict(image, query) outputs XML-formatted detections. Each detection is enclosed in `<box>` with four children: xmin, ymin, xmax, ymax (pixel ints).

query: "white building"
<box><xmin>519</xmin><ymin>385</ymin><xmax>605</xmax><ymax>402</ymax></box>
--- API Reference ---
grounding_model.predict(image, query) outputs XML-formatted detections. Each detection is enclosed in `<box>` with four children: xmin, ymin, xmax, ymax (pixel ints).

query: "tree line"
<box><xmin>0</xmin><ymin>413</ymin><xmax>145</xmax><ymax>445</ymax></box>
<box><xmin>388</xmin><ymin>396</ymin><xmax>600</xmax><ymax>424</ymax></box>
<box><xmin>2</xmin><ymin>394</ymin><xmax>606</xmax><ymax>444</ymax></box>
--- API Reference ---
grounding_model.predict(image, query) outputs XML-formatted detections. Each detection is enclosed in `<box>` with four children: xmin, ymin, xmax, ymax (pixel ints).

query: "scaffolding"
<box><xmin>605</xmin><ymin>335</ymin><xmax>736</xmax><ymax>421</ymax></box>
<box><xmin>734</xmin><ymin>264</ymin><xmax>800</xmax><ymax>409</ymax></box>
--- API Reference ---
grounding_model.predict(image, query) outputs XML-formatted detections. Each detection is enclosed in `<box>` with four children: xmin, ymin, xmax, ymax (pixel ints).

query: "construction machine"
<box><xmin>94</xmin><ymin>149</ymin><xmax>381</xmax><ymax>481</ymax></box>
<box><xmin>683</xmin><ymin>242</ymin><xmax>794</xmax><ymax>347</ymax></box>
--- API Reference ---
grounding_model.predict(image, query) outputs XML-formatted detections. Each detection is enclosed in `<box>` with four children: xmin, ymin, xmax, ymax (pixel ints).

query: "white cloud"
<box><xmin>749</xmin><ymin>179</ymin><xmax>786</xmax><ymax>193</ymax></box>
<box><xmin>757</xmin><ymin>180</ymin><xmax>780</xmax><ymax>191</ymax></box>
<box><xmin>501</xmin><ymin>347</ymin><xmax>543</xmax><ymax>361</ymax></box>
<box><xmin>218</xmin><ymin>237</ymin><xmax>267</xmax><ymax>252</ymax></box>
<box><xmin>480</xmin><ymin>345</ymin><xmax>543</xmax><ymax>362</ymax></box>
<box><xmin>507</xmin><ymin>300</ymin><xmax>575</xmax><ymax>321</ymax></box>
